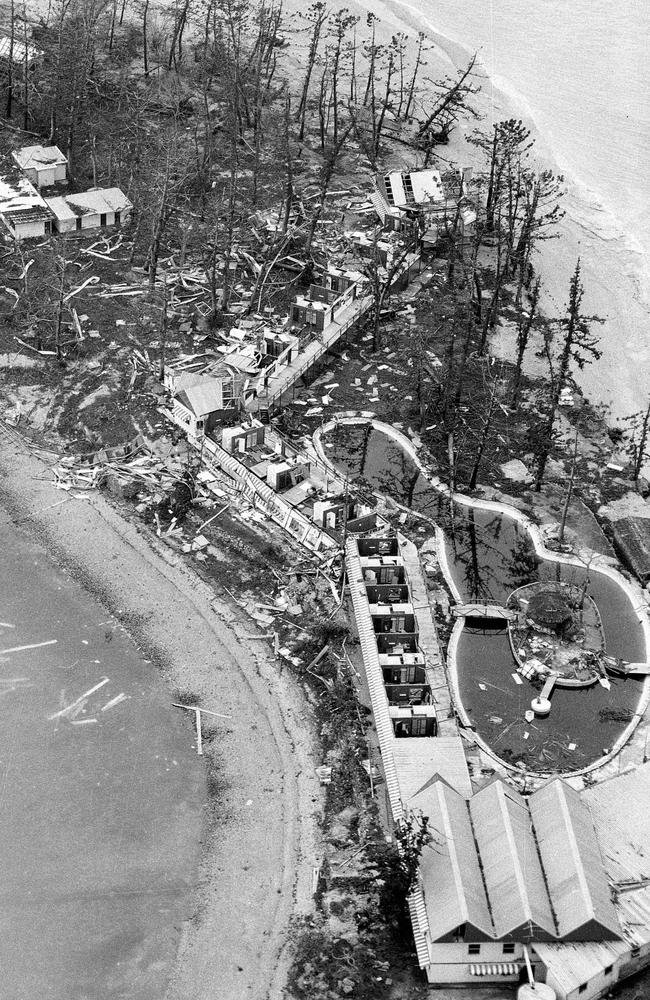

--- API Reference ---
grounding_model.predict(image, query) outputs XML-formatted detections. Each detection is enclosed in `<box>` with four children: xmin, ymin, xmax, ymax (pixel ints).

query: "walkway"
<box><xmin>249</xmin><ymin>293</ymin><xmax>374</xmax><ymax>412</ymax></box>
<box><xmin>399</xmin><ymin>535</ymin><xmax>456</xmax><ymax>736</ymax></box>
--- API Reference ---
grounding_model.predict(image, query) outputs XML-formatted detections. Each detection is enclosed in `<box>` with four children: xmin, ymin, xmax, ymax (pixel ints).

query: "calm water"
<box><xmin>326</xmin><ymin>424</ymin><xmax>645</xmax><ymax>768</ymax></box>
<box><xmin>0</xmin><ymin>510</ymin><xmax>204</xmax><ymax>998</ymax></box>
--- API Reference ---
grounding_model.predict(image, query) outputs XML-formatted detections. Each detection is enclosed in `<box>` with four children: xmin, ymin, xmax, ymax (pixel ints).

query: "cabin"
<box><xmin>290</xmin><ymin>267</ymin><xmax>366</xmax><ymax>334</ymax></box>
<box><xmin>12</xmin><ymin>145</ymin><xmax>67</xmax><ymax>188</ymax></box>
<box><xmin>45</xmin><ymin>187</ymin><xmax>132</xmax><ymax>233</ymax></box>
<box><xmin>171</xmin><ymin>371</ymin><xmax>244</xmax><ymax>438</ymax></box>
<box><xmin>221</xmin><ymin>421</ymin><xmax>266</xmax><ymax>455</ymax></box>
<box><xmin>0</xmin><ymin>170</ymin><xmax>54</xmax><ymax>240</ymax></box>
<box><xmin>290</xmin><ymin>293</ymin><xmax>333</xmax><ymax>333</ymax></box>
<box><xmin>370</xmin><ymin>166</ymin><xmax>476</xmax><ymax>246</ymax></box>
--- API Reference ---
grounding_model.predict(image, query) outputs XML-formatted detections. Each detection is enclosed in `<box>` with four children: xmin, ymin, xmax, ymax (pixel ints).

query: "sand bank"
<box><xmin>0</xmin><ymin>422</ymin><xmax>321</xmax><ymax>1000</ymax></box>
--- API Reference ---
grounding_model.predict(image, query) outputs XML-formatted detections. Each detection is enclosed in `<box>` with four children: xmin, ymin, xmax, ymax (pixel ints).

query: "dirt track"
<box><xmin>0</xmin><ymin>423</ymin><xmax>321</xmax><ymax>1000</ymax></box>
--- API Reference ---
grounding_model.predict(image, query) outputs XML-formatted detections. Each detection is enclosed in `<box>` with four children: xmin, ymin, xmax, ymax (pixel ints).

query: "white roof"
<box><xmin>0</xmin><ymin>172</ymin><xmax>52</xmax><ymax>219</ymax></box>
<box><xmin>583</xmin><ymin>762</ymin><xmax>650</xmax><ymax>945</ymax></box>
<box><xmin>533</xmin><ymin>940</ymin><xmax>628</xmax><ymax>994</ymax></box>
<box><xmin>418</xmin><ymin>778</ymin><xmax>494</xmax><ymax>940</ymax></box>
<box><xmin>530</xmin><ymin>779</ymin><xmax>622</xmax><ymax>939</ymax></box>
<box><xmin>470</xmin><ymin>780</ymin><xmax>557</xmax><ymax>938</ymax></box>
<box><xmin>62</xmin><ymin>187</ymin><xmax>132</xmax><ymax>216</ymax></box>
<box><xmin>44</xmin><ymin>195</ymin><xmax>76</xmax><ymax>223</ymax></box>
<box><xmin>582</xmin><ymin>763</ymin><xmax>650</xmax><ymax>883</ymax></box>
<box><xmin>394</xmin><ymin>735</ymin><xmax>473</xmax><ymax>801</ymax></box>
<box><xmin>176</xmin><ymin>377</ymin><xmax>229</xmax><ymax>416</ymax></box>
<box><xmin>13</xmin><ymin>144</ymin><xmax>67</xmax><ymax>171</ymax></box>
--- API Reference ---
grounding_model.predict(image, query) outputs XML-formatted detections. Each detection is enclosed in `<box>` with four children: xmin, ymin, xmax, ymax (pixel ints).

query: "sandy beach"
<box><xmin>284</xmin><ymin>0</ymin><xmax>650</xmax><ymax>428</ymax></box>
<box><xmin>0</xmin><ymin>422</ymin><xmax>322</xmax><ymax>1000</ymax></box>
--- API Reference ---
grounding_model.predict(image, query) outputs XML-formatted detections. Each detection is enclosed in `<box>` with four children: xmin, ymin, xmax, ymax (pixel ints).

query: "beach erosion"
<box><xmin>306</xmin><ymin>0</ymin><xmax>650</xmax><ymax>427</ymax></box>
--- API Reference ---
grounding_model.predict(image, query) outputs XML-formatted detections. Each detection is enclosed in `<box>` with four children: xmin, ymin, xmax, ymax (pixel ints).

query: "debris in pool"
<box><xmin>478</xmin><ymin>683</ymin><xmax>487</xmax><ymax>691</ymax></box>
<box><xmin>523</xmin><ymin>732</ymin><xmax>529</xmax><ymax>740</ymax></box>
<box><xmin>568</xmin><ymin>742</ymin><xmax>577</xmax><ymax>750</ymax></box>
<box><xmin>489</xmin><ymin>716</ymin><xmax>503</xmax><ymax>724</ymax></box>
<box><xmin>512</xmin><ymin>673</ymin><xmax>523</xmax><ymax>685</ymax></box>
<box><xmin>525</xmin><ymin>710</ymin><xmax>535</xmax><ymax>723</ymax></box>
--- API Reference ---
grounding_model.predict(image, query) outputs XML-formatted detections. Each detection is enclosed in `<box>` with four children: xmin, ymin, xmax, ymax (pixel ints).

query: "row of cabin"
<box><xmin>220</xmin><ymin>421</ymin><xmax>386</xmax><ymax>541</ymax></box>
<box><xmin>166</xmin><ymin>264</ymin><xmax>371</xmax><ymax>430</ymax></box>
<box><xmin>0</xmin><ymin>144</ymin><xmax>132</xmax><ymax>240</ymax></box>
<box><xmin>290</xmin><ymin>266</ymin><xmax>367</xmax><ymax>334</ymax></box>
<box><xmin>357</xmin><ymin>535</ymin><xmax>436</xmax><ymax>737</ymax></box>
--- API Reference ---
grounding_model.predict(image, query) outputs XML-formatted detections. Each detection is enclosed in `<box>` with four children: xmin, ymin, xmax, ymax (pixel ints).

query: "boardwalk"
<box><xmin>246</xmin><ymin>293</ymin><xmax>374</xmax><ymax>413</ymax></box>
<box><xmin>399</xmin><ymin>537</ymin><xmax>457</xmax><ymax>736</ymax></box>
<box><xmin>452</xmin><ymin>602</ymin><xmax>516</xmax><ymax>621</ymax></box>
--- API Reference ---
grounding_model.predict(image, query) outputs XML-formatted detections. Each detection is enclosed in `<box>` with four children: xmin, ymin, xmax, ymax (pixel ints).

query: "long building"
<box><xmin>346</xmin><ymin>533</ymin><xmax>650</xmax><ymax>999</ymax></box>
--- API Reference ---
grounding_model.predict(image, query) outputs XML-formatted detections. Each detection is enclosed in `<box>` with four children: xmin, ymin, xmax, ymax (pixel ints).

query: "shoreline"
<box><xmin>0</xmin><ymin>422</ymin><xmax>321</xmax><ymax>1000</ymax></box>
<box><xmin>289</xmin><ymin>0</ymin><xmax>650</xmax><ymax>426</ymax></box>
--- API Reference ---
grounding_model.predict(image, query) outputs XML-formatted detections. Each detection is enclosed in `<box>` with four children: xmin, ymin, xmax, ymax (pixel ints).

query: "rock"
<box><xmin>500</xmin><ymin>459</ymin><xmax>532</xmax><ymax>483</ymax></box>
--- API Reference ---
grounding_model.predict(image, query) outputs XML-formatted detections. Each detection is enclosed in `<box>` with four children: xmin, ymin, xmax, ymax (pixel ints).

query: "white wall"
<box><xmin>426</xmin><ymin>942</ymin><xmax>523</xmax><ymax>985</ymax></box>
<box><xmin>429</xmin><ymin>942</ymin><xmax>523</xmax><ymax>963</ymax></box>
<box><xmin>547</xmin><ymin>965</ymin><xmax>619</xmax><ymax>1000</ymax></box>
<box><xmin>13</xmin><ymin>218</ymin><xmax>47</xmax><ymax>240</ymax></box>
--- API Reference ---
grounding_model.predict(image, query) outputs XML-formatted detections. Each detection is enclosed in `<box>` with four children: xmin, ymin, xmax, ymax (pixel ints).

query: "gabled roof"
<box><xmin>417</xmin><ymin>777</ymin><xmax>494</xmax><ymax>941</ymax></box>
<box><xmin>533</xmin><ymin>940</ymin><xmax>629</xmax><ymax>994</ymax></box>
<box><xmin>394</xmin><ymin>735</ymin><xmax>473</xmax><ymax>802</ymax></box>
<box><xmin>530</xmin><ymin>779</ymin><xmax>622</xmax><ymax>940</ymax></box>
<box><xmin>12</xmin><ymin>144</ymin><xmax>67</xmax><ymax>171</ymax></box>
<box><xmin>176</xmin><ymin>377</ymin><xmax>229</xmax><ymax>416</ymax></box>
<box><xmin>61</xmin><ymin>187</ymin><xmax>132</xmax><ymax>217</ymax></box>
<box><xmin>469</xmin><ymin>780</ymin><xmax>557</xmax><ymax>939</ymax></box>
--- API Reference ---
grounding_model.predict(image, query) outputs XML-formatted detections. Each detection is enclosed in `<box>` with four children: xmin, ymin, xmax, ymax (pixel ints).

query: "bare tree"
<box><xmin>295</xmin><ymin>1</ymin><xmax>328</xmax><ymax>140</ymax></box>
<box><xmin>623</xmin><ymin>399</ymin><xmax>650</xmax><ymax>485</ymax></box>
<box><xmin>534</xmin><ymin>260</ymin><xmax>602</xmax><ymax>489</ymax></box>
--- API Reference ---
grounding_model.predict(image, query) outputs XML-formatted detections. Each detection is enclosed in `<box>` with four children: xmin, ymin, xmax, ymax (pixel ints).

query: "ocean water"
<box><xmin>0</xmin><ymin>509</ymin><xmax>204</xmax><ymax>998</ymax></box>
<box><xmin>380</xmin><ymin>0</ymin><xmax>650</xmax><ymax>423</ymax></box>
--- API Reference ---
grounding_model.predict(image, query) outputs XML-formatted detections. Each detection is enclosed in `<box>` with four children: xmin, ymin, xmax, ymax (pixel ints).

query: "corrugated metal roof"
<box><xmin>393</xmin><ymin>736</ymin><xmax>472</xmax><ymax>802</ymax></box>
<box><xmin>583</xmin><ymin>763</ymin><xmax>650</xmax><ymax>883</ymax></box>
<box><xmin>582</xmin><ymin>762</ymin><xmax>650</xmax><ymax>945</ymax></box>
<box><xmin>533</xmin><ymin>940</ymin><xmax>628</xmax><ymax>993</ymax></box>
<box><xmin>419</xmin><ymin>778</ymin><xmax>494</xmax><ymax>941</ymax></box>
<box><xmin>177</xmin><ymin>378</ymin><xmax>226</xmax><ymax>415</ymax></box>
<box><xmin>470</xmin><ymin>781</ymin><xmax>557</xmax><ymax>939</ymax></box>
<box><xmin>530</xmin><ymin>779</ymin><xmax>622</xmax><ymax>940</ymax></box>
